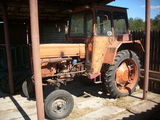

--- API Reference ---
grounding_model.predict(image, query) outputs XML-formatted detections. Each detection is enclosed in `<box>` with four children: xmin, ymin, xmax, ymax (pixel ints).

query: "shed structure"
<box><xmin>0</xmin><ymin>0</ymin><xmax>151</xmax><ymax>120</ymax></box>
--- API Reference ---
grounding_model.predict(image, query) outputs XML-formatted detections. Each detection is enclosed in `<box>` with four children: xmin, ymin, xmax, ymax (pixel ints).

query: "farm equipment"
<box><xmin>22</xmin><ymin>5</ymin><xmax>144</xmax><ymax>119</ymax></box>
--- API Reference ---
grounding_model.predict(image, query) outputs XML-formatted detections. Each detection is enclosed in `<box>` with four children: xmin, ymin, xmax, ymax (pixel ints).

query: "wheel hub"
<box><xmin>116</xmin><ymin>62</ymin><xmax>129</xmax><ymax>84</ymax></box>
<box><xmin>52</xmin><ymin>99</ymin><xmax>67</xmax><ymax>113</ymax></box>
<box><xmin>115</xmin><ymin>59</ymin><xmax>138</xmax><ymax>93</ymax></box>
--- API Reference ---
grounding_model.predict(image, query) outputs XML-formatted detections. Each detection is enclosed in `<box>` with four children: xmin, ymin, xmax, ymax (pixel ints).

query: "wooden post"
<box><xmin>143</xmin><ymin>0</ymin><xmax>151</xmax><ymax>100</ymax></box>
<box><xmin>29</xmin><ymin>0</ymin><xmax>45</xmax><ymax>119</ymax></box>
<box><xmin>1</xmin><ymin>2</ymin><xmax>14</xmax><ymax>94</ymax></box>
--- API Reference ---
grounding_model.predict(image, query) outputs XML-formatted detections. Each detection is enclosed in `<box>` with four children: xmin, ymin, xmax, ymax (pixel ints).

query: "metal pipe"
<box><xmin>29</xmin><ymin>0</ymin><xmax>45</xmax><ymax>119</ymax></box>
<box><xmin>143</xmin><ymin>0</ymin><xmax>150</xmax><ymax>100</ymax></box>
<box><xmin>1</xmin><ymin>2</ymin><xmax>14</xmax><ymax>94</ymax></box>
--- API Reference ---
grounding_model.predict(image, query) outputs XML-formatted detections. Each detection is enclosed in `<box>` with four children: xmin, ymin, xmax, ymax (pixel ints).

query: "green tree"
<box><xmin>151</xmin><ymin>14</ymin><xmax>160</xmax><ymax>30</ymax></box>
<box><xmin>129</xmin><ymin>18</ymin><xmax>145</xmax><ymax>31</ymax></box>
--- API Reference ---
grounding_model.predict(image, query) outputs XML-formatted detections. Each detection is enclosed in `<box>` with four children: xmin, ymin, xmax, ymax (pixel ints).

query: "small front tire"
<box><xmin>45</xmin><ymin>90</ymin><xmax>74</xmax><ymax>120</ymax></box>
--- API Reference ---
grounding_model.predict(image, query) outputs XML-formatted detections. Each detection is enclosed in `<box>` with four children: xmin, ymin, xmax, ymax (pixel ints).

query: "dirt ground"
<box><xmin>0</xmin><ymin>80</ymin><xmax>160</xmax><ymax>120</ymax></box>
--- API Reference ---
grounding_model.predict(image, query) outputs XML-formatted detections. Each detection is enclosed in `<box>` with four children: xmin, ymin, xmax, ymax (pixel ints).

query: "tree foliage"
<box><xmin>151</xmin><ymin>14</ymin><xmax>160</xmax><ymax>30</ymax></box>
<box><xmin>128</xmin><ymin>13</ymin><xmax>160</xmax><ymax>31</ymax></box>
<box><xmin>129</xmin><ymin>18</ymin><xmax>145</xmax><ymax>31</ymax></box>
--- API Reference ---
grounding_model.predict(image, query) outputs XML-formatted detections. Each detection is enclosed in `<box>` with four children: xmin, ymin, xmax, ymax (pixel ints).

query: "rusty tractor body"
<box><xmin>23</xmin><ymin>5</ymin><xmax>144</xmax><ymax>120</ymax></box>
<box><xmin>40</xmin><ymin>5</ymin><xmax>143</xmax><ymax>84</ymax></box>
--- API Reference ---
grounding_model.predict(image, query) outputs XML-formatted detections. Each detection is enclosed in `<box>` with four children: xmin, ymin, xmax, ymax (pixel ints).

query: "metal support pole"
<box><xmin>29</xmin><ymin>0</ymin><xmax>45</xmax><ymax>120</ymax></box>
<box><xmin>143</xmin><ymin>0</ymin><xmax>150</xmax><ymax>100</ymax></box>
<box><xmin>2</xmin><ymin>2</ymin><xmax>14</xmax><ymax>94</ymax></box>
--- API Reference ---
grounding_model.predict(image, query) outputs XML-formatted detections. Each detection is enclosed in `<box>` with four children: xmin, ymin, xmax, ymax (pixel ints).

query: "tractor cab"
<box><xmin>68</xmin><ymin>5</ymin><xmax>130</xmax><ymax>42</ymax></box>
<box><xmin>68</xmin><ymin>5</ymin><xmax>132</xmax><ymax>76</ymax></box>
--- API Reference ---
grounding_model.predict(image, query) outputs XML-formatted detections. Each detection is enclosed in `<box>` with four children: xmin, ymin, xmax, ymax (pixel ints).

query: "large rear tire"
<box><xmin>103</xmin><ymin>50</ymin><xmax>140</xmax><ymax>98</ymax></box>
<box><xmin>45</xmin><ymin>90</ymin><xmax>74</xmax><ymax>120</ymax></box>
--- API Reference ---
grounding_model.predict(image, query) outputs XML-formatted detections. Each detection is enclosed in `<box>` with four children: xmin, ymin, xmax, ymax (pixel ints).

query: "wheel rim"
<box><xmin>51</xmin><ymin>97</ymin><xmax>67</xmax><ymax>114</ymax></box>
<box><xmin>115</xmin><ymin>58</ymin><xmax>138</xmax><ymax>93</ymax></box>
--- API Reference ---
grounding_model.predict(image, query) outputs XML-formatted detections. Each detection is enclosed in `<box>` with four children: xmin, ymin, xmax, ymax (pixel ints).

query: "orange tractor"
<box><xmin>22</xmin><ymin>5</ymin><xmax>144</xmax><ymax>120</ymax></box>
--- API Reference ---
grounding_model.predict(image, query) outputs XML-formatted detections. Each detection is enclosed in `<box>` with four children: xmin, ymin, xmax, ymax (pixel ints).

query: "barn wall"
<box><xmin>0</xmin><ymin>22</ymin><xmax>31</xmax><ymax>92</ymax></box>
<box><xmin>0</xmin><ymin>22</ymin><xmax>27</xmax><ymax>44</ymax></box>
<box><xmin>0</xmin><ymin>24</ymin><xmax>5</xmax><ymax>44</ymax></box>
<box><xmin>9</xmin><ymin>22</ymin><xmax>27</xmax><ymax>44</ymax></box>
<box><xmin>39</xmin><ymin>22</ymin><xmax>66</xmax><ymax>44</ymax></box>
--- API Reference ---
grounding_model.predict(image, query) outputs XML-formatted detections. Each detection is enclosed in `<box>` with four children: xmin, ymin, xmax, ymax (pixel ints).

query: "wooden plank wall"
<box><xmin>39</xmin><ymin>22</ymin><xmax>66</xmax><ymax>44</ymax></box>
<box><xmin>131</xmin><ymin>30</ymin><xmax>160</xmax><ymax>93</ymax></box>
<box><xmin>0</xmin><ymin>24</ymin><xmax>5</xmax><ymax>44</ymax></box>
<box><xmin>131</xmin><ymin>30</ymin><xmax>160</xmax><ymax>72</ymax></box>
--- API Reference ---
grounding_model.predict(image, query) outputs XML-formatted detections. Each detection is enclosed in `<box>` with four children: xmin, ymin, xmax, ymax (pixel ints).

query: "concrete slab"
<box><xmin>76</xmin><ymin>106</ymin><xmax>125</xmax><ymax>120</ymax></box>
<box><xmin>130</xmin><ymin>101</ymin><xmax>157</xmax><ymax>113</ymax></box>
<box><xmin>110</xmin><ymin>111</ymin><xmax>133</xmax><ymax>120</ymax></box>
<box><xmin>76</xmin><ymin>97</ymin><xmax>105</xmax><ymax>109</ymax></box>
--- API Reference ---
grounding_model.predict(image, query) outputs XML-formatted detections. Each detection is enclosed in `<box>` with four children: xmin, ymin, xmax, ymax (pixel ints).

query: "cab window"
<box><xmin>96</xmin><ymin>10</ymin><xmax>112</xmax><ymax>36</ymax></box>
<box><xmin>113</xmin><ymin>12</ymin><xmax>128</xmax><ymax>35</ymax></box>
<box><xmin>70</xmin><ymin>11</ymin><xmax>93</xmax><ymax>37</ymax></box>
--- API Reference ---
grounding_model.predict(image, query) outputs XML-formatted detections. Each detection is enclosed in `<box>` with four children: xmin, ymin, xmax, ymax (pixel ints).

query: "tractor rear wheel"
<box><xmin>103</xmin><ymin>50</ymin><xmax>140</xmax><ymax>98</ymax></box>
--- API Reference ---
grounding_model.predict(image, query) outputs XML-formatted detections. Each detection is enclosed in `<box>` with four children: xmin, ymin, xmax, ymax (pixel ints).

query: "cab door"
<box><xmin>91</xmin><ymin>10</ymin><xmax>115</xmax><ymax>74</ymax></box>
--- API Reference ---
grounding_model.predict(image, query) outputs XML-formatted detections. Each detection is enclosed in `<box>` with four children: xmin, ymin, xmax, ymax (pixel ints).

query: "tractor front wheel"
<box><xmin>103</xmin><ymin>50</ymin><xmax>140</xmax><ymax>98</ymax></box>
<box><xmin>45</xmin><ymin>89</ymin><xmax>74</xmax><ymax>120</ymax></box>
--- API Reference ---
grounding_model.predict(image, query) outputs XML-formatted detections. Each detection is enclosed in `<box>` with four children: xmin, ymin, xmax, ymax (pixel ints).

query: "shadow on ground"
<box><xmin>43</xmin><ymin>79</ymin><xmax>111</xmax><ymax>99</ymax></box>
<box><xmin>122</xmin><ymin>103</ymin><xmax>160</xmax><ymax>120</ymax></box>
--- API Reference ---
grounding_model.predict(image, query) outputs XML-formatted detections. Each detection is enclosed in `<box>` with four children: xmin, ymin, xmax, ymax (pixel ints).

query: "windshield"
<box><xmin>70</xmin><ymin>11</ymin><xmax>93</xmax><ymax>37</ymax></box>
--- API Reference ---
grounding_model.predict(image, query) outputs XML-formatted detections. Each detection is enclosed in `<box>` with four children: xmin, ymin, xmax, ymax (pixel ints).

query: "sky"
<box><xmin>108</xmin><ymin>0</ymin><xmax>160</xmax><ymax>20</ymax></box>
